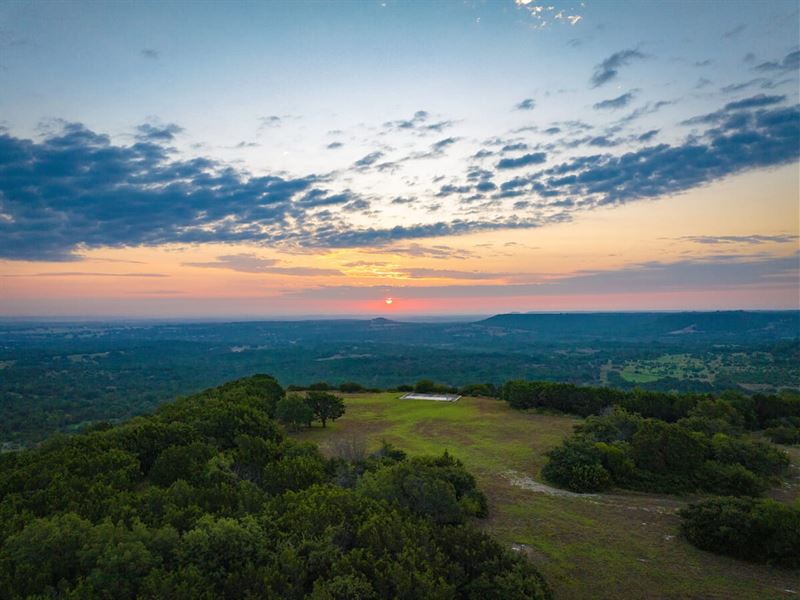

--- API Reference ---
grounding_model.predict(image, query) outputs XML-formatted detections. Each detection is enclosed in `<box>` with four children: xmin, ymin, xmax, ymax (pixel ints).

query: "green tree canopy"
<box><xmin>305</xmin><ymin>391</ymin><xmax>345</xmax><ymax>428</ymax></box>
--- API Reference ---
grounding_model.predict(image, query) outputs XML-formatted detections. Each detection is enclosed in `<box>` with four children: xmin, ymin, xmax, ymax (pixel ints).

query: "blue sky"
<box><xmin>0</xmin><ymin>0</ymin><xmax>798</xmax><ymax>316</ymax></box>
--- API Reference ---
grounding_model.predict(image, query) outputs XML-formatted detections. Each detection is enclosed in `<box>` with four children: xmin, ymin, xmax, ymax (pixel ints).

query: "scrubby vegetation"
<box><xmin>509</xmin><ymin>380</ymin><xmax>798</xmax><ymax>566</ymax></box>
<box><xmin>541</xmin><ymin>406</ymin><xmax>790</xmax><ymax>496</ymax></box>
<box><xmin>504</xmin><ymin>381</ymin><xmax>798</xmax><ymax>498</ymax></box>
<box><xmin>680</xmin><ymin>497</ymin><xmax>800</xmax><ymax>568</ymax></box>
<box><xmin>0</xmin><ymin>375</ymin><xmax>550</xmax><ymax>599</ymax></box>
<box><xmin>502</xmin><ymin>380</ymin><xmax>800</xmax><ymax>425</ymax></box>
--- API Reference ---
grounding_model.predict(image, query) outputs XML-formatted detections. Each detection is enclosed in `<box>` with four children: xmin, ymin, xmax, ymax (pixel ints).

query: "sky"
<box><xmin>0</xmin><ymin>0</ymin><xmax>798</xmax><ymax>317</ymax></box>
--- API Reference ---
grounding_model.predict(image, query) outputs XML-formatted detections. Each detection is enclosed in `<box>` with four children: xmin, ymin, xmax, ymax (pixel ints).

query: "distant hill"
<box><xmin>478</xmin><ymin>311</ymin><xmax>800</xmax><ymax>341</ymax></box>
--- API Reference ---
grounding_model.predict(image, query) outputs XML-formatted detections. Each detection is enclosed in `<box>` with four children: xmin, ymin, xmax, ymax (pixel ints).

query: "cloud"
<box><xmin>259</xmin><ymin>115</ymin><xmax>282</xmax><ymax>128</ymax></box>
<box><xmin>284</xmin><ymin>253</ymin><xmax>798</xmax><ymax>301</ymax></box>
<box><xmin>353</xmin><ymin>151</ymin><xmax>385</xmax><ymax>168</ymax></box>
<box><xmin>637</xmin><ymin>129</ymin><xmax>659</xmax><ymax>142</ymax></box>
<box><xmin>435</xmin><ymin>184</ymin><xmax>472</xmax><ymax>197</ymax></box>
<box><xmin>682</xmin><ymin>94</ymin><xmax>787</xmax><ymax>125</ymax></box>
<box><xmin>404</xmin><ymin>137</ymin><xmax>460</xmax><ymax>161</ymax></box>
<box><xmin>0</xmin><ymin>122</ymin><xmax>322</xmax><ymax>260</ymax></box>
<box><xmin>1</xmin><ymin>100</ymin><xmax>797</xmax><ymax>261</ymax></box>
<box><xmin>140</xmin><ymin>48</ymin><xmax>160</xmax><ymax>59</ymax></box>
<box><xmin>501</xmin><ymin>142</ymin><xmax>529</xmax><ymax>153</ymax></box>
<box><xmin>587</xmin><ymin>136</ymin><xmax>621</xmax><ymax>147</ymax></box>
<box><xmin>399</xmin><ymin>268</ymin><xmax>506</xmax><ymax>280</ymax></box>
<box><xmin>3</xmin><ymin>272</ymin><xmax>169</xmax><ymax>278</ymax></box>
<box><xmin>723</xmin><ymin>24</ymin><xmax>746</xmax><ymax>39</ymax></box>
<box><xmin>301</xmin><ymin>215</ymin><xmax>555</xmax><ymax>249</ymax></box>
<box><xmin>591</xmin><ymin>49</ymin><xmax>645</xmax><ymax>87</ymax></box>
<box><xmin>593</xmin><ymin>92</ymin><xmax>636</xmax><ymax>110</ymax></box>
<box><xmin>515</xmin><ymin>98</ymin><xmax>535</xmax><ymax>111</ymax></box>
<box><xmin>616</xmin><ymin>100</ymin><xmax>672</xmax><ymax>124</ymax></box>
<box><xmin>183</xmin><ymin>253</ymin><xmax>342</xmax><ymax>276</ymax></box>
<box><xmin>423</xmin><ymin>120</ymin><xmax>456</xmax><ymax>133</ymax></box>
<box><xmin>383</xmin><ymin>110</ymin><xmax>428</xmax><ymax>130</ymax></box>
<box><xmin>754</xmin><ymin>50</ymin><xmax>800</xmax><ymax>72</ymax></box>
<box><xmin>360</xmin><ymin>243</ymin><xmax>473</xmax><ymax>259</ymax></box>
<box><xmin>720</xmin><ymin>79</ymin><xmax>769</xmax><ymax>94</ymax></box>
<box><xmin>135</xmin><ymin>122</ymin><xmax>183</xmax><ymax>142</ymax></box>
<box><xmin>82</xmin><ymin>257</ymin><xmax>147</xmax><ymax>264</ymax></box>
<box><xmin>725</xmin><ymin>94</ymin><xmax>786</xmax><ymax>110</ymax></box>
<box><xmin>342</xmin><ymin>198</ymin><xmax>371</xmax><ymax>212</ymax></box>
<box><xmin>679</xmin><ymin>234</ymin><xmax>799</xmax><ymax>245</ymax></box>
<box><xmin>496</xmin><ymin>152</ymin><xmax>547</xmax><ymax>169</ymax></box>
<box><xmin>383</xmin><ymin>110</ymin><xmax>453</xmax><ymax>133</ymax></box>
<box><xmin>475</xmin><ymin>180</ymin><xmax>497</xmax><ymax>192</ymax></box>
<box><xmin>538</xmin><ymin>103</ymin><xmax>800</xmax><ymax>206</ymax></box>
<box><xmin>431</xmin><ymin>137</ymin><xmax>458</xmax><ymax>151</ymax></box>
<box><xmin>295</xmin><ymin>189</ymin><xmax>362</xmax><ymax>208</ymax></box>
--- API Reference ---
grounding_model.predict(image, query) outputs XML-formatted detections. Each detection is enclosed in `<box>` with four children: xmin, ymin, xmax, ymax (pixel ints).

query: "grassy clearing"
<box><xmin>294</xmin><ymin>393</ymin><xmax>800</xmax><ymax>599</ymax></box>
<box><xmin>619</xmin><ymin>354</ymin><xmax>715</xmax><ymax>384</ymax></box>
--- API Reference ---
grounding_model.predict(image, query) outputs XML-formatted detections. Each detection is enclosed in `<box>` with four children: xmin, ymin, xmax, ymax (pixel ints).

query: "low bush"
<box><xmin>541</xmin><ymin>439</ymin><xmax>612</xmax><ymax>492</ymax></box>
<box><xmin>680</xmin><ymin>497</ymin><xmax>800</xmax><ymax>568</ymax></box>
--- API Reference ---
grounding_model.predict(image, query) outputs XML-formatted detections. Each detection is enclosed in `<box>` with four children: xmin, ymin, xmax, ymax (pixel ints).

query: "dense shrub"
<box><xmin>752</xmin><ymin>393</ymin><xmax>800</xmax><ymax>428</ymax></box>
<box><xmin>338</xmin><ymin>381</ymin><xmax>365</xmax><ymax>393</ymax></box>
<box><xmin>710</xmin><ymin>433</ymin><xmax>789</xmax><ymax>478</ymax></box>
<box><xmin>630</xmin><ymin>421</ymin><xmax>709</xmax><ymax>481</ymax></box>
<box><xmin>696</xmin><ymin>461</ymin><xmax>766</xmax><ymax>497</ymax></box>
<box><xmin>503</xmin><ymin>380</ymin><xmax>800</xmax><ymax>430</ymax></box>
<box><xmin>576</xmin><ymin>407</ymin><xmax>643</xmax><ymax>442</ymax></box>
<box><xmin>0</xmin><ymin>376</ymin><xmax>550</xmax><ymax>599</ymax></box>
<box><xmin>459</xmin><ymin>382</ymin><xmax>501</xmax><ymax>398</ymax></box>
<box><xmin>502</xmin><ymin>380</ymin><xmax>702</xmax><ymax>421</ymax></box>
<box><xmin>677</xmin><ymin>396</ymin><xmax>746</xmax><ymax>437</ymax></box>
<box><xmin>542</xmin><ymin>408</ymin><xmax>790</xmax><ymax>496</ymax></box>
<box><xmin>358</xmin><ymin>452</ymin><xmax>489</xmax><ymax>524</ymax></box>
<box><xmin>309</xmin><ymin>381</ymin><xmax>333</xmax><ymax>391</ymax></box>
<box><xmin>414</xmin><ymin>379</ymin><xmax>457</xmax><ymax>394</ymax></box>
<box><xmin>680</xmin><ymin>497</ymin><xmax>800</xmax><ymax>567</ymax></box>
<box><xmin>541</xmin><ymin>439</ymin><xmax>612</xmax><ymax>492</ymax></box>
<box><xmin>764</xmin><ymin>426</ymin><xmax>800</xmax><ymax>445</ymax></box>
<box><xmin>149</xmin><ymin>442</ymin><xmax>215</xmax><ymax>487</ymax></box>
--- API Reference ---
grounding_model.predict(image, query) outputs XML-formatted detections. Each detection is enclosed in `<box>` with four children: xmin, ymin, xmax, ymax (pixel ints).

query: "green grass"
<box><xmin>619</xmin><ymin>354</ymin><xmax>715</xmax><ymax>384</ymax></box>
<box><xmin>295</xmin><ymin>393</ymin><xmax>800</xmax><ymax>599</ymax></box>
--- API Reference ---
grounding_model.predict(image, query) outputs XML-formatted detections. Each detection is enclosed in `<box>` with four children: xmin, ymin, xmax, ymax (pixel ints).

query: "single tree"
<box><xmin>305</xmin><ymin>391</ymin><xmax>345</xmax><ymax>427</ymax></box>
<box><xmin>276</xmin><ymin>393</ymin><xmax>314</xmax><ymax>431</ymax></box>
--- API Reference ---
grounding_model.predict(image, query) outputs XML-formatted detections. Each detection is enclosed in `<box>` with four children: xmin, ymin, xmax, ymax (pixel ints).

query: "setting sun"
<box><xmin>384</xmin><ymin>297</ymin><xmax>393</xmax><ymax>305</ymax></box>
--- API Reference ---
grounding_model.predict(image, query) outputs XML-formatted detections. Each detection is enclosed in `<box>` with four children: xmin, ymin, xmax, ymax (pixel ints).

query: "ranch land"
<box><xmin>295</xmin><ymin>393</ymin><xmax>800</xmax><ymax>600</ymax></box>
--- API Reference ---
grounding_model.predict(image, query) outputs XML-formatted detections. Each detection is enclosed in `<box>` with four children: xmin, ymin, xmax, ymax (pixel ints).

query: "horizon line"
<box><xmin>1</xmin><ymin>308</ymin><xmax>798</xmax><ymax>324</ymax></box>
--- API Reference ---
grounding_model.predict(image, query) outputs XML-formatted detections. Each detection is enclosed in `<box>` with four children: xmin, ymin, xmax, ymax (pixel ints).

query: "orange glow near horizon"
<box><xmin>0</xmin><ymin>165</ymin><xmax>798</xmax><ymax>317</ymax></box>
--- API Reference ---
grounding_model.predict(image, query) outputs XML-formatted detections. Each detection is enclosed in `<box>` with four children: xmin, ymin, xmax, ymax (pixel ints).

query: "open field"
<box><xmin>614</xmin><ymin>350</ymin><xmax>799</xmax><ymax>390</ymax></box>
<box><xmin>294</xmin><ymin>393</ymin><xmax>800</xmax><ymax>599</ymax></box>
<box><xmin>619</xmin><ymin>354</ymin><xmax>716</xmax><ymax>384</ymax></box>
